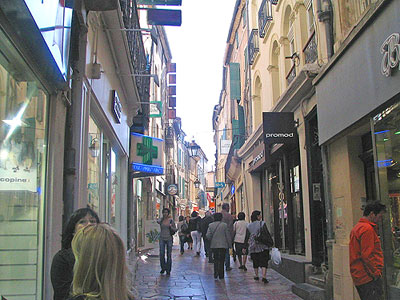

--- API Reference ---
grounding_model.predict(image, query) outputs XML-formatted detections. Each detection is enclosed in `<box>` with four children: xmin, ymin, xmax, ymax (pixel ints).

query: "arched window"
<box><xmin>253</xmin><ymin>76</ymin><xmax>262</xmax><ymax>128</ymax></box>
<box><xmin>271</xmin><ymin>40</ymin><xmax>281</xmax><ymax>104</ymax></box>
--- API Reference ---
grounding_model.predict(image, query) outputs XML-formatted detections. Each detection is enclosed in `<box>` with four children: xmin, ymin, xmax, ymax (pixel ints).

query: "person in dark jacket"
<box><xmin>189</xmin><ymin>211</ymin><xmax>202</xmax><ymax>256</ymax></box>
<box><xmin>221</xmin><ymin>203</ymin><xmax>234</xmax><ymax>271</ymax></box>
<box><xmin>200</xmin><ymin>211</ymin><xmax>214</xmax><ymax>262</ymax></box>
<box><xmin>206</xmin><ymin>213</ymin><xmax>231</xmax><ymax>280</ymax></box>
<box><xmin>51</xmin><ymin>207</ymin><xmax>99</xmax><ymax>300</ymax></box>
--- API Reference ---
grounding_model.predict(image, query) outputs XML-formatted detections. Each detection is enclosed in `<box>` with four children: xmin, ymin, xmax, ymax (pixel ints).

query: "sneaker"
<box><xmin>180</xmin><ymin>251</ymin><xmax>184</xmax><ymax>255</ymax></box>
<box><xmin>160</xmin><ymin>270</ymin><xmax>165</xmax><ymax>274</ymax></box>
<box><xmin>196</xmin><ymin>252</ymin><xmax>200</xmax><ymax>256</ymax></box>
<box><xmin>166</xmin><ymin>272</ymin><xmax>171</xmax><ymax>276</ymax></box>
<box><xmin>238</xmin><ymin>265</ymin><xmax>244</xmax><ymax>269</ymax></box>
<box><xmin>226</xmin><ymin>267</ymin><xmax>232</xmax><ymax>271</ymax></box>
<box><xmin>254</xmin><ymin>276</ymin><xmax>259</xmax><ymax>281</ymax></box>
<box><xmin>243</xmin><ymin>266</ymin><xmax>247</xmax><ymax>271</ymax></box>
<box><xmin>262</xmin><ymin>278</ymin><xmax>269</xmax><ymax>283</ymax></box>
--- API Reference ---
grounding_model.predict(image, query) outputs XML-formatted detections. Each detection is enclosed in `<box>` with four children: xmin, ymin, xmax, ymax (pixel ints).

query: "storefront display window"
<box><xmin>0</xmin><ymin>29</ymin><xmax>48</xmax><ymax>300</ymax></box>
<box><xmin>373</xmin><ymin>101</ymin><xmax>400</xmax><ymax>291</ymax></box>
<box><xmin>87</xmin><ymin>116</ymin><xmax>101</xmax><ymax>213</ymax></box>
<box><xmin>105</xmin><ymin>147</ymin><xmax>118</xmax><ymax>227</ymax></box>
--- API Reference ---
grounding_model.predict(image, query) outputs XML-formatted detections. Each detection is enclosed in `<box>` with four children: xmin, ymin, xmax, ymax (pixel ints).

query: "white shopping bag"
<box><xmin>271</xmin><ymin>247</ymin><xmax>282</xmax><ymax>265</ymax></box>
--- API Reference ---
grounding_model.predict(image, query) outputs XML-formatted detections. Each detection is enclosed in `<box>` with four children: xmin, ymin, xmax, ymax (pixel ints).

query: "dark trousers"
<box><xmin>204</xmin><ymin>237</ymin><xmax>211</xmax><ymax>258</ymax></box>
<box><xmin>179</xmin><ymin>235</ymin><xmax>185</xmax><ymax>253</ymax></box>
<box><xmin>356</xmin><ymin>278</ymin><xmax>384</xmax><ymax>300</ymax></box>
<box><xmin>159</xmin><ymin>239</ymin><xmax>173</xmax><ymax>272</ymax></box>
<box><xmin>213</xmin><ymin>248</ymin><xmax>226</xmax><ymax>279</ymax></box>
<box><xmin>224</xmin><ymin>248</ymin><xmax>230</xmax><ymax>268</ymax></box>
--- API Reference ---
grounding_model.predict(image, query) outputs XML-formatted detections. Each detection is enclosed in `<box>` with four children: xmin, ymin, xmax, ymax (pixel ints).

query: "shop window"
<box><xmin>373</xmin><ymin>101</ymin><xmax>400</xmax><ymax>291</ymax></box>
<box><xmin>0</xmin><ymin>29</ymin><xmax>49</xmax><ymax>300</ymax></box>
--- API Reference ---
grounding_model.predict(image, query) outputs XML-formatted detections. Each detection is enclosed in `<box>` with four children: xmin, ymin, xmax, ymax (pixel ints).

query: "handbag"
<box><xmin>169</xmin><ymin>220</ymin><xmax>177</xmax><ymax>236</ymax></box>
<box><xmin>255</xmin><ymin>221</ymin><xmax>274</xmax><ymax>247</ymax></box>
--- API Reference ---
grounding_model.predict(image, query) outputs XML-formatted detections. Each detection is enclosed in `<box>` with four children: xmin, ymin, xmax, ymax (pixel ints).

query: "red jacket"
<box><xmin>349</xmin><ymin>218</ymin><xmax>384</xmax><ymax>286</ymax></box>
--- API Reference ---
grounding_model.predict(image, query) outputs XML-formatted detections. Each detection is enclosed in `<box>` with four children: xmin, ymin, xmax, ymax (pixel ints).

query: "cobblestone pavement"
<box><xmin>132</xmin><ymin>244</ymin><xmax>302</xmax><ymax>300</ymax></box>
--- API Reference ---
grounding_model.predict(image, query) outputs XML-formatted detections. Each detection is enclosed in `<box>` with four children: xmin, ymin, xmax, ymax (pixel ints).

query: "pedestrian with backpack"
<box><xmin>177</xmin><ymin>215</ymin><xmax>188</xmax><ymax>254</ymax></box>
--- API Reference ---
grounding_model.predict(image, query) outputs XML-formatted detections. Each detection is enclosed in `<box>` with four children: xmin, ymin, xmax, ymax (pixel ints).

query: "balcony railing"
<box><xmin>303</xmin><ymin>31</ymin><xmax>318</xmax><ymax>64</ymax></box>
<box><xmin>258</xmin><ymin>0</ymin><xmax>273</xmax><ymax>38</ymax></box>
<box><xmin>248</xmin><ymin>29</ymin><xmax>259</xmax><ymax>65</ymax></box>
<box><xmin>286</xmin><ymin>64</ymin><xmax>296</xmax><ymax>86</ymax></box>
<box><xmin>120</xmin><ymin>0</ymin><xmax>150</xmax><ymax>106</ymax></box>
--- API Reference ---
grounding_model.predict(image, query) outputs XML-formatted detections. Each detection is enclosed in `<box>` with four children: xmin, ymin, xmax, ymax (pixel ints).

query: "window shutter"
<box><xmin>229</xmin><ymin>63</ymin><xmax>241</xmax><ymax>101</ymax></box>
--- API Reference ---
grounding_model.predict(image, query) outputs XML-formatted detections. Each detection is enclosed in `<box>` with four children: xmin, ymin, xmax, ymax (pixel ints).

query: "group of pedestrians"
<box><xmin>158</xmin><ymin>203</ymin><xmax>275</xmax><ymax>283</ymax></box>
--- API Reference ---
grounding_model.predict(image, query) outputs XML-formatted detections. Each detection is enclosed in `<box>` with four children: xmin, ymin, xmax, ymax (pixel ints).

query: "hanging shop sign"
<box><xmin>263</xmin><ymin>112</ymin><xmax>296</xmax><ymax>147</ymax></box>
<box><xmin>220</xmin><ymin>140</ymin><xmax>232</xmax><ymax>155</ymax></box>
<box><xmin>24</xmin><ymin>0</ymin><xmax>73</xmax><ymax>79</ymax></box>
<box><xmin>167</xmin><ymin>184</ymin><xmax>178</xmax><ymax>195</ymax></box>
<box><xmin>137</xmin><ymin>0</ymin><xmax>182</xmax><ymax>5</ymax></box>
<box><xmin>147</xmin><ymin>9</ymin><xmax>182</xmax><ymax>26</ymax></box>
<box><xmin>130</xmin><ymin>133</ymin><xmax>164</xmax><ymax>176</ymax></box>
<box><xmin>149</xmin><ymin>101</ymin><xmax>162</xmax><ymax>118</ymax></box>
<box><xmin>381</xmin><ymin>33</ymin><xmax>400</xmax><ymax>77</ymax></box>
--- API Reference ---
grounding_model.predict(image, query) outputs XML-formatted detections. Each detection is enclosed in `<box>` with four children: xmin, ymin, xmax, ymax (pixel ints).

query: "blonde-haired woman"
<box><xmin>67</xmin><ymin>223</ymin><xmax>134</xmax><ymax>300</ymax></box>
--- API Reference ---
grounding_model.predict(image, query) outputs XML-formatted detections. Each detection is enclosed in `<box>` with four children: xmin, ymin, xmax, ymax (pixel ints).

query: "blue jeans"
<box><xmin>159</xmin><ymin>239</ymin><xmax>173</xmax><ymax>272</ymax></box>
<box><xmin>179</xmin><ymin>235</ymin><xmax>185</xmax><ymax>253</ymax></box>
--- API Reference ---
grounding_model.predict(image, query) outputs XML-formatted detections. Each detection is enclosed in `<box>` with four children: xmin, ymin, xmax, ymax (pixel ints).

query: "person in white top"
<box><xmin>233</xmin><ymin>212</ymin><xmax>249</xmax><ymax>271</ymax></box>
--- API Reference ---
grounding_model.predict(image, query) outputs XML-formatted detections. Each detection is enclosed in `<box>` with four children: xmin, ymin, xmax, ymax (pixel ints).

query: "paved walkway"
<box><xmin>132</xmin><ymin>244</ymin><xmax>302</xmax><ymax>300</ymax></box>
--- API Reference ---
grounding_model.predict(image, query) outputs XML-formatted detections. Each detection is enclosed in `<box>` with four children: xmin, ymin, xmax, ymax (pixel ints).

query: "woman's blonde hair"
<box><xmin>71</xmin><ymin>223</ymin><xmax>133</xmax><ymax>300</ymax></box>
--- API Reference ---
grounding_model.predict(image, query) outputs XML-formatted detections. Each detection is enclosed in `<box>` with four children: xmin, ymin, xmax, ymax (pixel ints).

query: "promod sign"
<box><xmin>263</xmin><ymin>112</ymin><xmax>296</xmax><ymax>147</ymax></box>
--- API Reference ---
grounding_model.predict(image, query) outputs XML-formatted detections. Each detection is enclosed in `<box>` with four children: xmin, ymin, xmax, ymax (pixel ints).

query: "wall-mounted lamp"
<box><xmin>89</xmin><ymin>137</ymin><xmax>100</xmax><ymax>158</ymax></box>
<box><xmin>194</xmin><ymin>178</ymin><xmax>201</xmax><ymax>188</ymax></box>
<box><xmin>285</xmin><ymin>52</ymin><xmax>300</xmax><ymax>66</ymax></box>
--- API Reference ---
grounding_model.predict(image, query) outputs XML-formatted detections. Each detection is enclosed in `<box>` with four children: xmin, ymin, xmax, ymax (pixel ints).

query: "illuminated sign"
<box><xmin>130</xmin><ymin>133</ymin><xmax>164</xmax><ymax>176</ymax></box>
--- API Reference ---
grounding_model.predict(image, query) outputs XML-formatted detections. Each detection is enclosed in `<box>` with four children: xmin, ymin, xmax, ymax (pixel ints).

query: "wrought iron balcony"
<box><xmin>248</xmin><ymin>29</ymin><xmax>259</xmax><ymax>65</ymax></box>
<box><xmin>303</xmin><ymin>31</ymin><xmax>318</xmax><ymax>64</ymax></box>
<box><xmin>286</xmin><ymin>64</ymin><xmax>296</xmax><ymax>85</ymax></box>
<box><xmin>258</xmin><ymin>0</ymin><xmax>273</xmax><ymax>38</ymax></box>
<box><xmin>119</xmin><ymin>0</ymin><xmax>150</xmax><ymax>107</ymax></box>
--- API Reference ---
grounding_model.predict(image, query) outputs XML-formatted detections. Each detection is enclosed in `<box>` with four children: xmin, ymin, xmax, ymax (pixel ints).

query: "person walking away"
<box><xmin>51</xmin><ymin>207</ymin><xmax>99</xmax><ymax>300</ymax></box>
<box><xmin>206</xmin><ymin>213</ymin><xmax>231</xmax><ymax>279</ymax></box>
<box><xmin>189</xmin><ymin>211</ymin><xmax>202</xmax><ymax>256</ymax></box>
<box><xmin>185</xmin><ymin>216</ymin><xmax>193</xmax><ymax>250</ymax></box>
<box><xmin>157</xmin><ymin>208</ymin><xmax>177</xmax><ymax>275</ymax></box>
<box><xmin>233</xmin><ymin>212</ymin><xmax>249</xmax><ymax>271</ymax></box>
<box><xmin>177</xmin><ymin>215</ymin><xmax>187</xmax><ymax>254</ymax></box>
<box><xmin>200</xmin><ymin>211</ymin><xmax>214</xmax><ymax>262</ymax></box>
<box><xmin>67</xmin><ymin>223</ymin><xmax>134</xmax><ymax>300</ymax></box>
<box><xmin>349</xmin><ymin>202</ymin><xmax>386</xmax><ymax>300</ymax></box>
<box><xmin>221</xmin><ymin>203</ymin><xmax>234</xmax><ymax>271</ymax></box>
<box><xmin>247</xmin><ymin>210</ymin><xmax>271</xmax><ymax>283</ymax></box>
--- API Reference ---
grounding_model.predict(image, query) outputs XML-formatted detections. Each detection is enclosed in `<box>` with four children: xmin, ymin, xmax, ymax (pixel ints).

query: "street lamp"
<box><xmin>188</xmin><ymin>140</ymin><xmax>200</xmax><ymax>158</ymax></box>
<box><xmin>194</xmin><ymin>178</ymin><xmax>201</xmax><ymax>188</ymax></box>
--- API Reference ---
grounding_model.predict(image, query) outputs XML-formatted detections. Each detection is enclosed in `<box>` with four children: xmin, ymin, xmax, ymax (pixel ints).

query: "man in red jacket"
<box><xmin>349</xmin><ymin>202</ymin><xmax>386</xmax><ymax>300</ymax></box>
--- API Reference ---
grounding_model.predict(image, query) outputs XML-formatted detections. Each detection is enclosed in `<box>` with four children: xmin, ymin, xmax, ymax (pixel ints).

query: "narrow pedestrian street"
<box><xmin>133</xmin><ymin>244</ymin><xmax>302</xmax><ymax>300</ymax></box>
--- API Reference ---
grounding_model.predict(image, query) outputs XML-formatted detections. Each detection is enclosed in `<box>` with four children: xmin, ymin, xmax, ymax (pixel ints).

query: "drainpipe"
<box><xmin>317</xmin><ymin>0</ymin><xmax>334</xmax><ymax>59</ymax></box>
<box><xmin>321</xmin><ymin>144</ymin><xmax>334</xmax><ymax>300</ymax></box>
<box><xmin>63</xmin><ymin>9</ymin><xmax>89</xmax><ymax>226</ymax></box>
<box><xmin>245</xmin><ymin>0</ymin><xmax>253</xmax><ymax>134</ymax></box>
